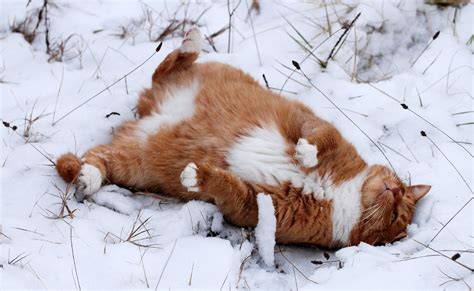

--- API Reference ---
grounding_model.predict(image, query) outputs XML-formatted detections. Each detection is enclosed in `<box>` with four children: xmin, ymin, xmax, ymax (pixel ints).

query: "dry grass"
<box><xmin>425</xmin><ymin>0</ymin><xmax>470</xmax><ymax>6</ymax></box>
<box><xmin>112</xmin><ymin>3</ymin><xmax>210</xmax><ymax>45</ymax></box>
<box><xmin>47</xmin><ymin>34</ymin><xmax>85</xmax><ymax>63</ymax></box>
<box><xmin>42</xmin><ymin>183</ymin><xmax>77</xmax><ymax>220</ymax></box>
<box><xmin>104</xmin><ymin>211</ymin><xmax>160</xmax><ymax>249</ymax></box>
<box><xmin>7</xmin><ymin>251</ymin><xmax>30</xmax><ymax>267</ymax></box>
<box><xmin>23</xmin><ymin>101</ymin><xmax>50</xmax><ymax>143</ymax></box>
<box><xmin>9</xmin><ymin>1</ymin><xmax>85</xmax><ymax>64</ymax></box>
<box><xmin>10</xmin><ymin>15</ymin><xmax>37</xmax><ymax>44</ymax></box>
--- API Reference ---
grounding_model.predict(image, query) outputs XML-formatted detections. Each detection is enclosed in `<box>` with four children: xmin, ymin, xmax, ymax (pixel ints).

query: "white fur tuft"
<box><xmin>180</xmin><ymin>163</ymin><xmax>199</xmax><ymax>192</ymax></box>
<box><xmin>226</xmin><ymin>125</ymin><xmax>304</xmax><ymax>186</ymax></box>
<box><xmin>295</xmin><ymin>138</ymin><xmax>318</xmax><ymax>167</ymax></box>
<box><xmin>135</xmin><ymin>81</ymin><xmax>198</xmax><ymax>143</ymax></box>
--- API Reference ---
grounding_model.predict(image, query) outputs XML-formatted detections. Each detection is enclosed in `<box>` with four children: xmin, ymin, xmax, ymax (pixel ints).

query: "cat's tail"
<box><xmin>56</xmin><ymin>153</ymin><xmax>81</xmax><ymax>183</ymax></box>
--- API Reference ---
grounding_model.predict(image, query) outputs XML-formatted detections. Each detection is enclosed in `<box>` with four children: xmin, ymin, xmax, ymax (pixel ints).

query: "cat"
<box><xmin>56</xmin><ymin>27</ymin><xmax>431</xmax><ymax>248</ymax></box>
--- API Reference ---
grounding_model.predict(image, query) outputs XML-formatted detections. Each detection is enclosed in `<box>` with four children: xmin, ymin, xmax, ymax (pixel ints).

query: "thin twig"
<box><xmin>379</xmin><ymin>141</ymin><xmax>412</xmax><ymax>162</ymax></box>
<box><xmin>428</xmin><ymin>197</ymin><xmax>473</xmax><ymax>244</ymax></box>
<box><xmin>323</xmin><ymin>13</ymin><xmax>361</xmax><ymax>67</ymax></box>
<box><xmin>294</xmin><ymin>62</ymin><xmax>397</xmax><ymax>173</ymax></box>
<box><xmin>226</xmin><ymin>0</ymin><xmax>242</xmax><ymax>53</ymax></box>
<box><xmin>411</xmin><ymin>31</ymin><xmax>440</xmax><ymax>68</ymax></box>
<box><xmin>219</xmin><ymin>269</ymin><xmax>231</xmax><ymax>291</ymax></box>
<box><xmin>53</xmin><ymin>43</ymin><xmax>162</xmax><ymax>125</ymax></box>
<box><xmin>139</xmin><ymin>248</ymin><xmax>150</xmax><ymax>288</ymax></box>
<box><xmin>278</xmin><ymin>27</ymin><xmax>343</xmax><ymax>94</ymax></box>
<box><xmin>365</xmin><ymin>83</ymin><xmax>473</xmax><ymax>157</ymax></box>
<box><xmin>278</xmin><ymin>246</ymin><xmax>318</xmax><ymax>285</ymax></box>
<box><xmin>413</xmin><ymin>239</ymin><xmax>474</xmax><ymax>272</ymax></box>
<box><xmin>52</xmin><ymin>67</ymin><xmax>64</xmax><ymax>124</ymax></box>
<box><xmin>245</xmin><ymin>0</ymin><xmax>261</xmax><ymax>66</ymax></box>
<box><xmin>421</xmin><ymin>131</ymin><xmax>472</xmax><ymax>193</ymax></box>
<box><xmin>154</xmin><ymin>239</ymin><xmax>177</xmax><ymax>290</ymax></box>
<box><xmin>70</xmin><ymin>227</ymin><xmax>81</xmax><ymax>291</ymax></box>
<box><xmin>397</xmin><ymin>128</ymin><xmax>419</xmax><ymax>163</ymax></box>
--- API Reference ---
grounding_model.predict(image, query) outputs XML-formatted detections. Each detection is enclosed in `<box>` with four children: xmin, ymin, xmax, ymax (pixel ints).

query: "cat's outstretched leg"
<box><xmin>180</xmin><ymin>162</ymin><xmax>259</xmax><ymax>227</ymax></box>
<box><xmin>56</xmin><ymin>147</ymin><xmax>108</xmax><ymax>202</ymax></box>
<box><xmin>57</xmin><ymin>123</ymin><xmax>146</xmax><ymax>201</ymax></box>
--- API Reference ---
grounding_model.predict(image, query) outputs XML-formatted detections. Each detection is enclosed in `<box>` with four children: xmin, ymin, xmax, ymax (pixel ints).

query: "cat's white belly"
<box><xmin>226</xmin><ymin>124</ymin><xmax>367</xmax><ymax>245</ymax></box>
<box><xmin>135</xmin><ymin>81</ymin><xmax>199</xmax><ymax>143</ymax></box>
<box><xmin>226</xmin><ymin>125</ymin><xmax>304</xmax><ymax>186</ymax></box>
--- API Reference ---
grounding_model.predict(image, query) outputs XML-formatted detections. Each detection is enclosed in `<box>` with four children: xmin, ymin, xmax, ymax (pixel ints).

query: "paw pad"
<box><xmin>180</xmin><ymin>26</ymin><xmax>203</xmax><ymax>53</ymax></box>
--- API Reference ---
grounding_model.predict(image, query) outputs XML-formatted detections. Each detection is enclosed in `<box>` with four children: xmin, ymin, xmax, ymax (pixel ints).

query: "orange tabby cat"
<box><xmin>56</xmin><ymin>27</ymin><xmax>431</xmax><ymax>248</ymax></box>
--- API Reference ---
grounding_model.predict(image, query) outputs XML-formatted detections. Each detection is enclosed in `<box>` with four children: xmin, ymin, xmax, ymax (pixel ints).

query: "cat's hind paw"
<box><xmin>75</xmin><ymin>164</ymin><xmax>103</xmax><ymax>202</ymax></box>
<box><xmin>295</xmin><ymin>138</ymin><xmax>318</xmax><ymax>168</ymax></box>
<box><xmin>180</xmin><ymin>163</ymin><xmax>200</xmax><ymax>192</ymax></box>
<box><xmin>180</xmin><ymin>26</ymin><xmax>203</xmax><ymax>53</ymax></box>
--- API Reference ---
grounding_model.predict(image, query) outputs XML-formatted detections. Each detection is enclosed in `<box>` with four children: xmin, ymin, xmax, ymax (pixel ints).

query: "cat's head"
<box><xmin>355</xmin><ymin>165</ymin><xmax>430</xmax><ymax>245</ymax></box>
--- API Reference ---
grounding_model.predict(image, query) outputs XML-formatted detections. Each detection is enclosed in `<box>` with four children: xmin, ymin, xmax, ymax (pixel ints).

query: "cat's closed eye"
<box><xmin>390</xmin><ymin>211</ymin><xmax>398</xmax><ymax>224</ymax></box>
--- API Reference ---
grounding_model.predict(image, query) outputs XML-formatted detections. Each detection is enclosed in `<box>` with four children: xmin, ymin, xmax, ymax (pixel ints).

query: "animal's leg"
<box><xmin>74</xmin><ymin>144</ymin><xmax>112</xmax><ymax>201</ymax></box>
<box><xmin>76</xmin><ymin>142</ymin><xmax>145</xmax><ymax>201</ymax></box>
<box><xmin>136</xmin><ymin>26</ymin><xmax>203</xmax><ymax>118</ymax></box>
<box><xmin>295</xmin><ymin>117</ymin><xmax>343</xmax><ymax>169</ymax></box>
<box><xmin>55</xmin><ymin>121</ymin><xmax>146</xmax><ymax>202</ymax></box>
<box><xmin>180</xmin><ymin>162</ymin><xmax>259</xmax><ymax>227</ymax></box>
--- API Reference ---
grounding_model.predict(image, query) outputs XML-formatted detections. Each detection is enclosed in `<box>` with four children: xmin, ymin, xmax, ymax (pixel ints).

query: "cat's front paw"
<box><xmin>75</xmin><ymin>164</ymin><xmax>103</xmax><ymax>202</ymax></box>
<box><xmin>180</xmin><ymin>26</ymin><xmax>202</xmax><ymax>53</ymax></box>
<box><xmin>180</xmin><ymin>163</ymin><xmax>200</xmax><ymax>192</ymax></box>
<box><xmin>295</xmin><ymin>138</ymin><xmax>318</xmax><ymax>168</ymax></box>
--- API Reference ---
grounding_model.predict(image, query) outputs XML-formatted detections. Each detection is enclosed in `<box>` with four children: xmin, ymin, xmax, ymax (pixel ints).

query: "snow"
<box><xmin>1</xmin><ymin>0</ymin><xmax>473</xmax><ymax>289</ymax></box>
<box><xmin>255</xmin><ymin>193</ymin><xmax>277</xmax><ymax>267</ymax></box>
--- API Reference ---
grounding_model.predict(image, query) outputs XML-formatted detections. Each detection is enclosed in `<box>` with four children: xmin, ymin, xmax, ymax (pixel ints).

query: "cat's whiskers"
<box><xmin>361</xmin><ymin>204</ymin><xmax>380</xmax><ymax>218</ymax></box>
<box><xmin>361</xmin><ymin>205</ymin><xmax>381</xmax><ymax>225</ymax></box>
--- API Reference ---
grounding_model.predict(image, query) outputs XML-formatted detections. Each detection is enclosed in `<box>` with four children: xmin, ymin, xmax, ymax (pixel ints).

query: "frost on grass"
<box><xmin>255</xmin><ymin>193</ymin><xmax>277</xmax><ymax>267</ymax></box>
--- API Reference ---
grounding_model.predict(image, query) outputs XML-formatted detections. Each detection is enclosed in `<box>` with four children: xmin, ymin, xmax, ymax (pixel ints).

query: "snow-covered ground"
<box><xmin>1</xmin><ymin>0</ymin><xmax>473</xmax><ymax>289</ymax></box>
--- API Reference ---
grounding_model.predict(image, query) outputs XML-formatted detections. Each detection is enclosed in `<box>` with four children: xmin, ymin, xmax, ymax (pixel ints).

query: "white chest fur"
<box><xmin>135</xmin><ymin>81</ymin><xmax>198</xmax><ymax>143</ymax></box>
<box><xmin>310</xmin><ymin>170</ymin><xmax>368</xmax><ymax>245</ymax></box>
<box><xmin>226</xmin><ymin>125</ymin><xmax>303</xmax><ymax>186</ymax></box>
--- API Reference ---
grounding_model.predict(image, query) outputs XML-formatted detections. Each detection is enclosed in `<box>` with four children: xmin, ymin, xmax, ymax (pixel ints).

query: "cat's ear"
<box><xmin>407</xmin><ymin>185</ymin><xmax>431</xmax><ymax>202</ymax></box>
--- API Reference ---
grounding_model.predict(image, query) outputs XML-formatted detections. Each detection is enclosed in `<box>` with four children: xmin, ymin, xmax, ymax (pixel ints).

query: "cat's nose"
<box><xmin>391</xmin><ymin>187</ymin><xmax>402</xmax><ymax>199</ymax></box>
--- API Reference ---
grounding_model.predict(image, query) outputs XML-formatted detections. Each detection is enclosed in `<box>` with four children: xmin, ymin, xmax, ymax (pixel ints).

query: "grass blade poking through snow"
<box><xmin>52</xmin><ymin>42</ymin><xmax>163</xmax><ymax>126</ymax></box>
<box><xmin>364</xmin><ymin>83</ymin><xmax>473</xmax><ymax>157</ymax></box>
<box><xmin>420</xmin><ymin>131</ymin><xmax>472</xmax><ymax>194</ymax></box>
<box><xmin>155</xmin><ymin>239</ymin><xmax>177</xmax><ymax>290</ymax></box>
<box><xmin>70</xmin><ymin>227</ymin><xmax>81</xmax><ymax>291</ymax></box>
